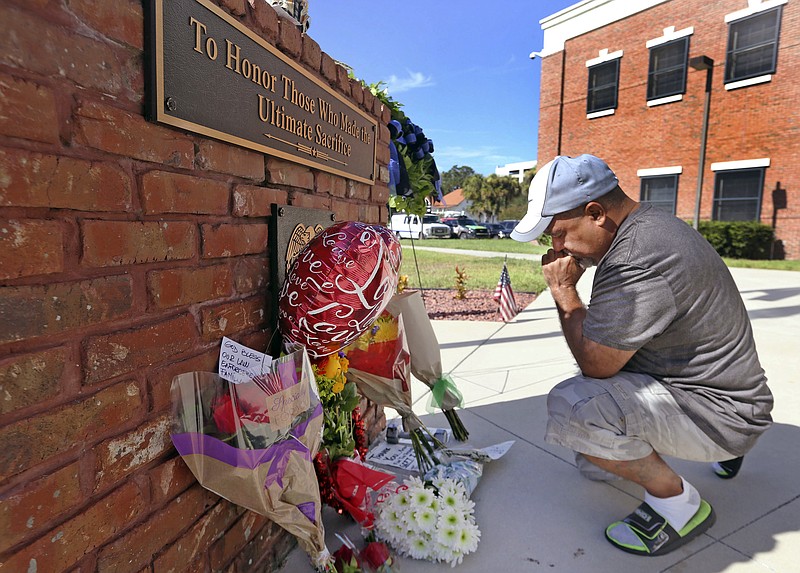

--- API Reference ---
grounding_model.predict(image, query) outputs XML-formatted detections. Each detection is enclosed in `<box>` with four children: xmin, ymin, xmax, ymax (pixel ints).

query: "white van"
<box><xmin>389</xmin><ymin>213</ymin><xmax>451</xmax><ymax>239</ymax></box>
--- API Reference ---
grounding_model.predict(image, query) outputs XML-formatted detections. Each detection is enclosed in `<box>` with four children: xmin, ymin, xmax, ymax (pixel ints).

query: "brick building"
<box><xmin>536</xmin><ymin>0</ymin><xmax>799</xmax><ymax>259</ymax></box>
<box><xmin>0</xmin><ymin>1</ymin><xmax>389</xmax><ymax>571</ymax></box>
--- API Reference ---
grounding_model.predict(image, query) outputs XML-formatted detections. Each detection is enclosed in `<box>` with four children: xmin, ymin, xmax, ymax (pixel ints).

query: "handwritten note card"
<box><xmin>264</xmin><ymin>382</ymin><xmax>310</xmax><ymax>430</ymax></box>
<box><xmin>218</xmin><ymin>337</ymin><xmax>273</xmax><ymax>385</ymax></box>
<box><xmin>365</xmin><ymin>442</ymin><xmax>421</xmax><ymax>472</ymax></box>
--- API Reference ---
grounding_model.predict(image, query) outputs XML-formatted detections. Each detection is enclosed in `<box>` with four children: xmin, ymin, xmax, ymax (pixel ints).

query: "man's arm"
<box><xmin>542</xmin><ymin>251</ymin><xmax>635</xmax><ymax>379</ymax></box>
<box><xmin>549</xmin><ymin>283</ymin><xmax>635</xmax><ymax>378</ymax></box>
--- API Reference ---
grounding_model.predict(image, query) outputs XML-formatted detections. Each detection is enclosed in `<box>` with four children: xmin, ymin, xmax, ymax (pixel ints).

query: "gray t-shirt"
<box><xmin>583</xmin><ymin>204</ymin><xmax>772</xmax><ymax>456</ymax></box>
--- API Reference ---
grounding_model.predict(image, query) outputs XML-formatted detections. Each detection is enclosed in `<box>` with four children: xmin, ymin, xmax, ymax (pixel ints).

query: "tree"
<box><xmin>461</xmin><ymin>173</ymin><xmax>484</xmax><ymax>213</ymax></box>
<box><xmin>498</xmin><ymin>193</ymin><xmax>528</xmax><ymax>220</ymax></box>
<box><xmin>498</xmin><ymin>167</ymin><xmax>537</xmax><ymax>220</ymax></box>
<box><xmin>441</xmin><ymin>165</ymin><xmax>476</xmax><ymax>193</ymax></box>
<box><xmin>462</xmin><ymin>174</ymin><xmax>521</xmax><ymax>221</ymax></box>
<box><xmin>521</xmin><ymin>167</ymin><xmax>536</xmax><ymax>190</ymax></box>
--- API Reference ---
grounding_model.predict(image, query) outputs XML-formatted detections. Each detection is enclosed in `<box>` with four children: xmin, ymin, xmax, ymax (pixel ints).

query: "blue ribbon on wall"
<box><xmin>387</xmin><ymin>118</ymin><xmax>442</xmax><ymax>201</ymax></box>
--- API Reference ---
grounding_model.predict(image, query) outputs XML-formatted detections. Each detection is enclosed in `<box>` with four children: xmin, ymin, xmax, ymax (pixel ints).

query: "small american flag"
<box><xmin>493</xmin><ymin>262</ymin><xmax>519</xmax><ymax>322</ymax></box>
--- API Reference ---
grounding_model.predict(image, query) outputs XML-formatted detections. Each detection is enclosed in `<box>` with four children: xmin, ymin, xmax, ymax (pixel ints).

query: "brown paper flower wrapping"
<box><xmin>385</xmin><ymin>291</ymin><xmax>468</xmax><ymax>439</ymax></box>
<box><xmin>170</xmin><ymin>347</ymin><xmax>330</xmax><ymax>569</ymax></box>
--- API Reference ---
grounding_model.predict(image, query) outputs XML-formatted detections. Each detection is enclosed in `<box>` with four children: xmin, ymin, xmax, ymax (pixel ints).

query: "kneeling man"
<box><xmin>512</xmin><ymin>154</ymin><xmax>773</xmax><ymax>556</ymax></box>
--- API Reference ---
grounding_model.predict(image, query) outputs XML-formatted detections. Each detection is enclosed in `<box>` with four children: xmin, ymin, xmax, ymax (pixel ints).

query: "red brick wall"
<box><xmin>538</xmin><ymin>52</ymin><xmax>565</xmax><ymax>163</ymax></box>
<box><xmin>0</xmin><ymin>1</ymin><xmax>389</xmax><ymax>571</ymax></box>
<box><xmin>537</xmin><ymin>0</ymin><xmax>800</xmax><ymax>258</ymax></box>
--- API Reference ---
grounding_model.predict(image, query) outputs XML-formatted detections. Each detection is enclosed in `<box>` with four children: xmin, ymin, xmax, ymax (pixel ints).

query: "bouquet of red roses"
<box><xmin>333</xmin><ymin>535</ymin><xmax>397</xmax><ymax>573</ymax></box>
<box><xmin>170</xmin><ymin>347</ymin><xmax>331</xmax><ymax>570</ymax></box>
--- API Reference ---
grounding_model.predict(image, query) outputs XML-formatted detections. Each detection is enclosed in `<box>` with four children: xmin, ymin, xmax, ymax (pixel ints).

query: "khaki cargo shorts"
<box><xmin>545</xmin><ymin>371</ymin><xmax>735</xmax><ymax>470</ymax></box>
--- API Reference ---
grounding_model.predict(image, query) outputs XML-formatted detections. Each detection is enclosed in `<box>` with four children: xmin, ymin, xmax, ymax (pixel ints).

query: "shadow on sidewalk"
<box><xmin>418</xmin><ymin>395</ymin><xmax>800</xmax><ymax>573</ymax></box>
<box><xmin>440</xmin><ymin>330</ymin><xmax>563</xmax><ymax>351</ymax></box>
<box><xmin>739</xmin><ymin>286</ymin><xmax>800</xmax><ymax>302</ymax></box>
<box><xmin>282</xmin><ymin>395</ymin><xmax>799</xmax><ymax>573</ymax></box>
<box><xmin>748</xmin><ymin>304</ymin><xmax>800</xmax><ymax>320</ymax></box>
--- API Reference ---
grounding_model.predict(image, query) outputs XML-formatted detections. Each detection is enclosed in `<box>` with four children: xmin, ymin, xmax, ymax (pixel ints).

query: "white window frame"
<box><xmin>637</xmin><ymin>166</ymin><xmax>683</xmax><ymax>177</ymax></box>
<box><xmin>724</xmin><ymin>0</ymin><xmax>787</xmax><ymax>24</ymax></box>
<box><xmin>710</xmin><ymin>158</ymin><xmax>770</xmax><ymax>222</ymax></box>
<box><xmin>639</xmin><ymin>170</ymin><xmax>681</xmax><ymax>215</ymax></box>
<box><xmin>711</xmin><ymin>158</ymin><xmax>770</xmax><ymax>171</ymax></box>
<box><xmin>723</xmin><ymin>0</ymin><xmax>785</xmax><ymax>88</ymax></box>
<box><xmin>646</xmin><ymin>26</ymin><xmax>694</xmax><ymax>48</ymax></box>
<box><xmin>585</xmin><ymin>49</ymin><xmax>623</xmax><ymax>118</ymax></box>
<box><xmin>645</xmin><ymin>26</ymin><xmax>694</xmax><ymax>105</ymax></box>
<box><xmin>585</xmin><ymin>48</ymin><xmax>624</xmax><ymax>68</ymax></box>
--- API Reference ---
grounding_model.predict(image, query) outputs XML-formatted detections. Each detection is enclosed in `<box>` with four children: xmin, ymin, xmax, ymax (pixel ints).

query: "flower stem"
<box><xmin>410</xmin><ymin>427</ymin><xmax>443</xmax><ymax>475</ymax></box>
<box><xmin>444</xmin><ymin>409</ymin><xmax>469</xmax><ymax>441</ymax></box>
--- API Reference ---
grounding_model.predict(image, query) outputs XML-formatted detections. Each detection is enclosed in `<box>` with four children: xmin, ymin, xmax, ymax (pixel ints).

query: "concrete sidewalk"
<box><xmin>279</xmin><ymin>267</ymin><xmax>800</xmax><ymax>573</ymax></box>
<box><xmin>402</xmin><ymin>244</ymin><xmax>543</xmax><ymax>261</ymax></box>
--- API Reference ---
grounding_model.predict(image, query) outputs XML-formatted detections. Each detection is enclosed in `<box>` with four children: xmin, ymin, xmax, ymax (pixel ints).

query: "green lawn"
<box><xmin>722</xmin><ymin>258</ymin><xmax>800</xmax><ymax>271</ymax></box>
<box><xmin>399</xmin><ymin>238</ymin><xmax>799</xmax><ymax>292</ymax></box>
<box><xmin>400</xmin><ymin>248</ymin><xmax>548</xmax><ymax>293</ymax></box>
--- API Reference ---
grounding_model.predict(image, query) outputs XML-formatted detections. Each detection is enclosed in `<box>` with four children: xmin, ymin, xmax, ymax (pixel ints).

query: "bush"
<box><xmin>696</xmin><ymin>220</ymin><xmax>775</xmax><ymax>259</ymax></box>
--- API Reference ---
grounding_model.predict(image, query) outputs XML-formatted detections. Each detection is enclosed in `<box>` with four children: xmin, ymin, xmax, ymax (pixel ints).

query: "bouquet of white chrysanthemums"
<box><xmin>373</xmin><ymin>475</ymin><xmax>481</xmax><ymax>567</ymax></box>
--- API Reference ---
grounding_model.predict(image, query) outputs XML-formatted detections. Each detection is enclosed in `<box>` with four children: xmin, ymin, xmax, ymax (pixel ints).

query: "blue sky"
<box><xmin>307</xmin><ymin>0</ymin><xmax>577</xmax><ymax>176</ymax></box>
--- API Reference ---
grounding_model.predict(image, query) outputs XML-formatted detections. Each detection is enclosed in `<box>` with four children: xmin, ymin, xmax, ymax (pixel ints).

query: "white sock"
<box><xmin>644</xmin><ymin>477</ymin><xmax>701</xmax><ymax>531</ymax></box>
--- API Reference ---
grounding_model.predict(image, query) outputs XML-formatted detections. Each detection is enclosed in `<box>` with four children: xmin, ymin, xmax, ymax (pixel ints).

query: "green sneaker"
<box><xmin>712</xmin><ymin>456</ymin><xmax>744</xmax><ymax>479</ymax></box>
<box><xmin>605</xmin><ymin>500</ymin><xmax>715</xmax><ymax>556</ymax></box>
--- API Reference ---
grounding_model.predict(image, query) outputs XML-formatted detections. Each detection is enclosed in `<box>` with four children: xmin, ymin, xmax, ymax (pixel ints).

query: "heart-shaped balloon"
<box><xmin>278</xmin><ymin>221</ymin><xmax>401</xmax><ymax>358</ymax></box>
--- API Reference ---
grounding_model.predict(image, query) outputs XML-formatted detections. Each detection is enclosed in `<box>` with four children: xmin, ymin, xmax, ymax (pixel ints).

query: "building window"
<box><xmin>640</xmin><ymin>175</ymin><xmax>678</xmax><ymax>214</ymax></box>
<box><xmin>725</xmin><ymin>7</ymin><xmax>782</xmax><ymax>84</ymax></box>
<box><xmin>647</xmin><ymin>37</ymin><xmax>689</xmax><ymax>101</ymax></box>
<box><xmin>587</xmin><ymin>60</ymin><xmax>620</xmax><ymax>114</ymax></box>
<box><xmin>712</xmin><ymin>168</ymin><xmax>765</xmax><ymax>221</ymax></box>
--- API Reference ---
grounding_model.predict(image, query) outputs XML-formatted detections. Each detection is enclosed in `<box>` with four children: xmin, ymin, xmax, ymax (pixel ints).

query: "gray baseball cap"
<box><xmin>511</xmin><ymin>154</ymin><xmax>619</xmax><ymax>242</ymax></box>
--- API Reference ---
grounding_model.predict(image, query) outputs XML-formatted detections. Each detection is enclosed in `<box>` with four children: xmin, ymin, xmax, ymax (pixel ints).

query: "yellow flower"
<box><xmin>372</xmin><ymin>316</ymin><xmax>398</xmax><ymax>343</ymax></box>
<box><xmin>332</xmin><ymin>380</ymin><xmax>345</xmax><ymax>394</ymax></box>
<box><xmin>321</xmin><ymin>354</ymin><xmax>341</xmax><ymax>379</ymax></box>
<box><xmin>397</xmin><ymin>274</ymin><xmax>408</xmax><ymax>293</ymax></box>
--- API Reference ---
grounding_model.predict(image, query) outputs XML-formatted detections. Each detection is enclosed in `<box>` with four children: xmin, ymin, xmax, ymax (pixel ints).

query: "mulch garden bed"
<box><xmin>413</xmin><ymin>289</ymin><xmax>537</xmax><ymax>321</ymax></box>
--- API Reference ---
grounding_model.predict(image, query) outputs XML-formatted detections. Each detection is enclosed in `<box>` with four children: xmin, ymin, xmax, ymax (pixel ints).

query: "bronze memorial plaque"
<box><xmin>145</xmin><ymin>0</ymin><xmax>377</xmax><ymax>184</ymax></box>
<box><xmin>268</xmin><ymin>204</ymin><xmax>334</xmax><ymax>355</ymax></box>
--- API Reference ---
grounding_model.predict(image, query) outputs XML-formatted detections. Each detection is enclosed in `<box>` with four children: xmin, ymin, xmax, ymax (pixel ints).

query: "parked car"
<box><xmin>389</xmin><ymin>213</ymin><xmax>451</xmax><ymax>239</ymax></box>
<box><xmin>497</xmin><ymin>220</ymin><xmax>519</xmax><ymax>239</ymax></box>
<box><xmin>420</xmin><ymin>214</ymin><xmax>452</xmax><ymax>239</ymax></box>
<box><xmin>440</xmin><ymin>216</ymin><xmax>490</xmax><ymax>239</ymax></box>
<box><xmin>483</xmin><ymin>223</ymin><xmax>504</xmax><ymax>239</ymax></box>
